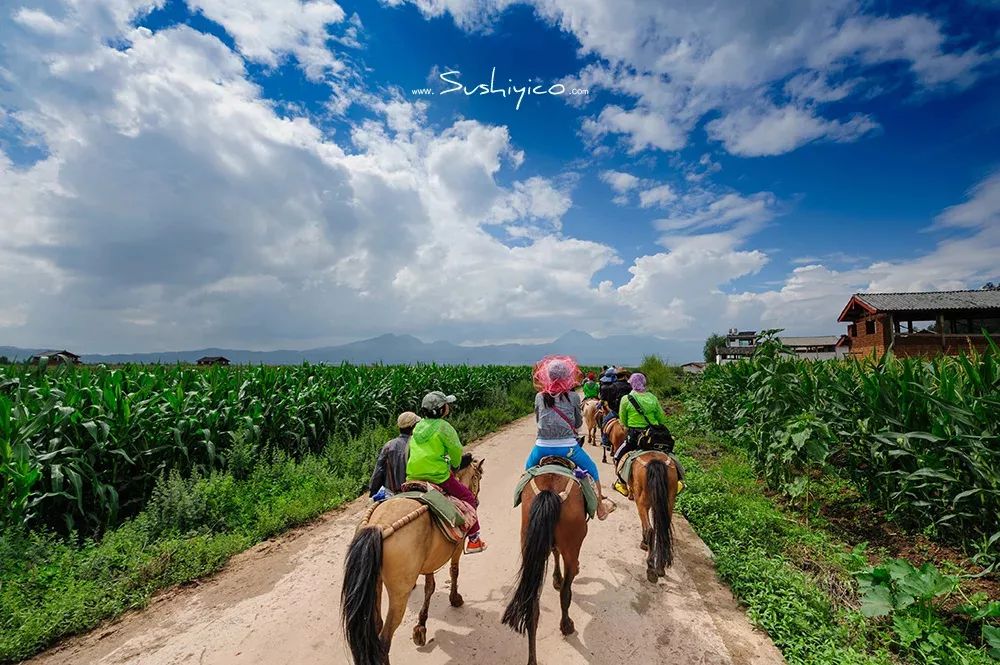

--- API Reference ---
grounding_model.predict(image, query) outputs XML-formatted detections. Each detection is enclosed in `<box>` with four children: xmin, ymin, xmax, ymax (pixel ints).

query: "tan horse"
<box><xmin>610</xmin><ymin>434</ymin><xmax>678</xmax><ymax>582</ymax></box>
<box><xmin>341</xmin><ymin>459</ymin><xmax>485</xmax><ymax>665</ymax></box>
<box><xmin>503</xmin><ymin>472</ymin><xmax>588</xmax><ymax>665</ymax></box>
<box><xmin>581</xmin><ymin>398</ymin><xmax>601</xmax><ymax>446</ymax></box>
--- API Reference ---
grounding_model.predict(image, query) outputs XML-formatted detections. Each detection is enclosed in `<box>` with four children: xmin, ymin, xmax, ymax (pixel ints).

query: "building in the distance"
<box><xmin>716</xmin><ymin>329</ymin><xmax>849</xmax><ymax>363</ymax></box>
<box><xmin>196</xmin><ymin>356</ymin><xmax>231</xmax><ymax>366</ymax></box>
<box><xmin>680</xmin><ymin>361</ymin><xmax>707</xmax><ymax>374</ymax></box>
<box><xmin>837</xmin><ymin>290</ymin><xmax>1000</xmax><ymax>358</ymax></box>
<box><xmin>28</xmin><ymin>350</ymin><xmax>82</xmax><ymax>365</ymax></box>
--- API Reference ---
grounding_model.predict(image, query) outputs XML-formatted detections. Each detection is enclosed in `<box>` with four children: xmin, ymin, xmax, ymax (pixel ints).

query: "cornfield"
<box><xmin>684</xmin><ymin>334</ymin><xmax>1000</xmax><ymax>560</ymax></box>
<box><xmin>0</xmin><ymin>363</ymin><xmax>528</xmax><ymax>537</ymax></box>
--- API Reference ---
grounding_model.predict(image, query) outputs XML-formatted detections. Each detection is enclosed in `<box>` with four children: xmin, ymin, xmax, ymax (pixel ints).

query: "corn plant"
<box><xmin>0</xmin><ymin>362</ymin><xmax>529</xmax><ymax>537</ymax></box>
<box><xmin>685</xmin><ymin>335</ymin><xmax>1000</xmax><ymax>562</ymax></box>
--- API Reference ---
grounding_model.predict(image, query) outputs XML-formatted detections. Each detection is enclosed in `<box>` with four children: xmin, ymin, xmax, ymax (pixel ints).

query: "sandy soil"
<box><xmin>29</xmin><ymin>415</ymin><xmax>784</xmax><ymax>665</ymax></box>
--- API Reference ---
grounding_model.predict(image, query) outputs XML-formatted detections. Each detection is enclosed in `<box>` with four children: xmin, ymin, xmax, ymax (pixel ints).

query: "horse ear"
<box><xmin>476</xmin><ymin>458</ymin><xmax>485</xmax><ymax>471</ymax></box>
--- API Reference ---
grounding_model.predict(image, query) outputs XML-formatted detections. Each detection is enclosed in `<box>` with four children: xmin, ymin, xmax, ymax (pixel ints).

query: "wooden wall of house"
<box><xmin>893</xmin><ymin>335</ymin><xmax>992</xmax><ymax>358</ymax></box>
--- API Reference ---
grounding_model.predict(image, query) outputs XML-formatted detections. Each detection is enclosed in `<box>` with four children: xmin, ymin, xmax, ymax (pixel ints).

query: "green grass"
<box><xmin>0</xmin><ymin>380</ymin><xmax>535</xmax><ymax>664</ymax></box>
<box><xmin>673</xmin><ymin>419</ymin><xmax>997</xmax><ymax>665</ymax></box>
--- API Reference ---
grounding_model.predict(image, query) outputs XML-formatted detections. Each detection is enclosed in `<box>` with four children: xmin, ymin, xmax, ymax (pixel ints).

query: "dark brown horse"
<box><xmin>503</xmin><ymin>472</ymin><xmax>588</xmax><ymax>665</ymax></box>
<box><xmin>610</xmin><ymin>435</ymin><xmax>678</xmax><ymax>582</ymax></box>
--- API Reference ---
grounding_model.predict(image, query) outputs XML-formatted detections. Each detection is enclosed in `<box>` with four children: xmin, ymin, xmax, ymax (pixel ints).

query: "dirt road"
<box><xmin>30</xmin><ymin>415</ymin><xmax>784</xmax><ymax>665</ymax></box>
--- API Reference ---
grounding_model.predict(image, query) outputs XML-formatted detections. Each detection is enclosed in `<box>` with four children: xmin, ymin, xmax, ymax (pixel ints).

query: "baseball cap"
<box><xmin>397</xmin><ymin>411</ymin><xmax>421</xmax><ymax>429</ymax></box>
<box><xmin>421</xmin><ymin>391</ymin><xmax>457</xmax><ymax>411</ymax></box>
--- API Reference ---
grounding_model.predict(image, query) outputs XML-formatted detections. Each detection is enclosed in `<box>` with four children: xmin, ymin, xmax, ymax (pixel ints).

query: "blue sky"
<box><xmin>0</xmin><ymin>0</ymin><xmax>998</xmax><ymax>357</ymax></box>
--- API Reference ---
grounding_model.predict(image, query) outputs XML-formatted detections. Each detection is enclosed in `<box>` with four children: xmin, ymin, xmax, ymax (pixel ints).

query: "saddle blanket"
<box><xmin>616</xmin><ymin>449</ymin><xmax>672</xmax><ymax>484</ymax></box>
<box><xmin>513</xmin><ymin>464</ymin><xmax>598</xmax><ymax>518</ymax></box>
<box><xmin>391</xmin><ymin>484</ymin><xmax>477</xmax><ymax>544</ymax></box>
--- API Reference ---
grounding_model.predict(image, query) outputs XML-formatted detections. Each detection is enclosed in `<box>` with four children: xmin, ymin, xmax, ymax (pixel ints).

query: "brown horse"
<box><xmin>601</xmin><ymin>415</ymin><xmax>625</xmax><ymax>464</ymax></box>
<box><xmin>503</xmin><ymin>472</ymin><xmax>588</xmax><ymax>665</ymax></box>
<box><xmin>610</xmin><ymin>435</ymin><xmax>678</xmax><ymax>583</ymax></box>
<box><xmin>341</xmin><ymin>459</ymin><xmax>485</xmax><ymax>665</ymax></box>
<box><xmin>581</xmin><ymin>398</ymin><xmax>601</xmax><ymax>445</ymax></box>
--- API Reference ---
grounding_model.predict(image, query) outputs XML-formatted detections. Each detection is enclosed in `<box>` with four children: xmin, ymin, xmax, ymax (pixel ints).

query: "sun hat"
<box><xmin>421</xmin><ymin>391</ymin><xmax>457</xmax><ymax>411</ymax></box>
<box><xmin>397</xmin><ymin>411</ymin><xmax>421</xmax><ymax>428</ymax></box>
<box><xmin>629</xmin><ymin>373</ymin><xmax>647</xmax><ymax>392</ymax></box>
<box><xmin>533</xmin><ymin>355</ymin><xmax>582</xmax><ymax>395</ymax></box>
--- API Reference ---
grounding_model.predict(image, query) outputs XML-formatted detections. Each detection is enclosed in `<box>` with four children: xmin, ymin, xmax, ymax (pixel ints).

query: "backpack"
<box><xmin>625</xmin><ymin>394</ymin><xmax>675</xmax><ymax>453</ymax></box>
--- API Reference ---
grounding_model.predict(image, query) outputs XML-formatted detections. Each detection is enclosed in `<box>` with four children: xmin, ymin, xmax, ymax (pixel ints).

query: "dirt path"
<box><xmin>29</xmin><ymin>415</ymin><xmax>784</xmax><ymax>665</ymax></box>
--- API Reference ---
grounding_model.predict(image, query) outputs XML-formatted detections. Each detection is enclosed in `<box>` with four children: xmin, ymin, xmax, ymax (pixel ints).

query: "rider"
<box><xmin>613</xmin><ymin>372</ymin><xmax>685</xmax><ymax>496</ymax></box>
<box><xmin>406</xmin><ymin>391</ymin><xmax>487</xmax><ymax>554</ymax></box>
<box><xmin>581</xmin><ymin>371</ymin><xmax>600</xmax><ymax>401</ymax></box>
<box><xmin>526</xmin><ymin>356</ymin><xmax>615</xmax><ymax>520</ymax></box>
<box><xmin>369</xmin><ymin>411</ymin><xmax>420</xmax><ymax>500</ymax></box>
<box><xmin>598</xmin><ymin>368</ymin><xmax>618</xmax><ymax>449</ymax></box>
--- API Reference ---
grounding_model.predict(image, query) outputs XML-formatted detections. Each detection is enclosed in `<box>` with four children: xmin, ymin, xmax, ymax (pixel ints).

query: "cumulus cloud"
<box><xmin>395</xmin><ymin>0</ymin><xmax>994</xmax><ymax>157</ymax></box>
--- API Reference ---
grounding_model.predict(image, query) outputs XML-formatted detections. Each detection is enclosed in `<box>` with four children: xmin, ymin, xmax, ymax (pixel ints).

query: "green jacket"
<box><xmin>405</xmin><ymin>418</ymin><xmax>463</xmax><ymax>484</ymax></box>
<box><xmin>582</xmin><ymin>380</ymin><xmax>600</xmax><ymax>399</ymax></box>
<box><xmin>618</xmin><ymin>391</ymin><xmax>667</xmax><ymax>429</ymax></box>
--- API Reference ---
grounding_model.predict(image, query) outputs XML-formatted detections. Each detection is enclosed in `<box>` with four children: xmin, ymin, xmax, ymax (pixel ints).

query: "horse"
<box><xmin>341</xmin><ymin>458</ymin><xmax>485</xmax><ymax>665</ymax></box>
<box><xmin>609</xmin><ymin>432</ymin><xmax>678</xmax><ymax>583</ymax></box>
<box><xmin>601</xmin><ymin>414</ymin><xmax>625</xmax><ymax>464</ymax></box>
<box><xmin>503</xmin><ymin>470</ymin><xmax>588</xmax><ymax>665</ymax></box>
<box><xmin>581</xmin><ymin>398</ymin><xmax>602</xmax><ymax>446</ymax></box>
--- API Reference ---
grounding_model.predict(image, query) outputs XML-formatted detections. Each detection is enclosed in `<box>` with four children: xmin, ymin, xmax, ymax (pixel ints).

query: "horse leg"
<box><xmin>552</xmin><ymin>548</ymin><xmax>563</xmax><ymax>591</ymax></box>
<box><xmin>412</xmin><ymin>573</ymin><xmax>435</xmax><ymax>647</ymax></box>
<box><xmin>527</xmin><ymin>604</ymin><xmax>541</xmax><ymax>665</ymax></box>
<box><xmin>379</xmin><ymin>586</ymin><xmax>410</xmax><ymax>664</ymax></box>
<box><xmin>559</xmin><ymin>551</ymin><xmax>579</xmax><ymax>636</ymax></box>
<box><xmin>637</xmin><ymin>482</ymin><xmax>652</xmax><ymax>553</ymax></box>
<box><xmin>449</xmin><ymin>547</ymin><xmax>464</xmax><ymax>608</ymax></box>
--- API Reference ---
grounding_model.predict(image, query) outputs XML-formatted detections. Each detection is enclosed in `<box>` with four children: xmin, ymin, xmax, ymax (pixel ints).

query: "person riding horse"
<box><xmin>527</xmin><ymin>356</ymin><xmax>615</xmax><ymax>520</ymax></box>
<box><xmin>581</xmin><ymin>372</ymin><xmax>600</xmax><ymax>401</ymax></box>
<box><xmin>598</xmin><ymin>366</ymin><xmax>630</xmax><ymax>450</ymax></box>
<box><xmin>406</xmin><ymin>391</ymin><xmax>487</xmax><ymax>553</ymax></box>
<box><xmin>613</xmin><ymin>373</ymin><xmax>685</xmax><ymax>496</ymax></box>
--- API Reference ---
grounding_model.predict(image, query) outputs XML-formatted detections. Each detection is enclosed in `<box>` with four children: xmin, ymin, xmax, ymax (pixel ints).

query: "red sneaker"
<box><xmin>465</xmin><ymin>538</ymin><xmax>488</xmax><ymax>554</ymax></box>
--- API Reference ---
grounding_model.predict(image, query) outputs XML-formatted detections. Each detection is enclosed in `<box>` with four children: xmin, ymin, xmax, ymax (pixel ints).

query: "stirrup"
<box><xmin>613</xmin><ymin>480</ymin><xmax>629</xmax><ymax>497</ymax></box>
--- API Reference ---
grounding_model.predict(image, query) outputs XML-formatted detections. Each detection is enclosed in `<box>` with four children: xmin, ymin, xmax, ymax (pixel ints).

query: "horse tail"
<box><xmin>341</xmin><ymin>526</ymin><xmax>383</xmax><ymax>665</ymax></box>
<box><xmin>646</xmin><ymin>459</ymin><xmax>674</xmax><ymax>572</ymax></box>
<box><xmin>502</xmin><ymin>489</ymin><xmax>562</xmax><ymax>634</ymax></box>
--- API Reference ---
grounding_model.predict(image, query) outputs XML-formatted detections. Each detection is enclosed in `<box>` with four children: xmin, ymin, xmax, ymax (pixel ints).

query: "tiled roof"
<box><xmin>855</xmin><ymin>290</ymin><xmax>1000</xmax><ymax>312</ymax></box>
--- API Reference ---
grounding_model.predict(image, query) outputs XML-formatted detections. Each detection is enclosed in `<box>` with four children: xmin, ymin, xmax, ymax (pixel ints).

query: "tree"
<box><xmin>704</xmin><ymin>333</ymin><xmax>727</xmax><ymax>364</ymax></box>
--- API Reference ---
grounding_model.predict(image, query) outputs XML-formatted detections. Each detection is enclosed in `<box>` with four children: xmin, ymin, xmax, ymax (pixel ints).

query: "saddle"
<box><xmin>602</xmin><ymin>417</ymin><xmax>622</xmax><ymax>436</ymax></box>
<box><xmin>538</xmin><ymin>455</ymin><xmax>577</xmax><ymax>471</ymax></box>
<box><xmin>382</xmin><ymin>484</ymin><xmax>478</xmax><ymax>544</ymax></box>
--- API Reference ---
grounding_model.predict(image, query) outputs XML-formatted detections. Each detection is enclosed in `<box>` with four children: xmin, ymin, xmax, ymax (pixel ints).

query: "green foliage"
<box><xmin>638</xmin><ymin>355</ymin><xmax>683</xmax><ymax>397</ymax></box>
<box><xmin>0</xmin><ymin>380</ymin><xmax>534</xmax><ymax>663</ymax></box>
<box><xmin>673</xmin><ymin>421</ymin><xmax>996</xmax><ymax>665</ymax></box>
<box><xmin>684</xmin><ymin>333</ymin><xmax>1000</xmax><ymax>564</ymax></box>
<box><xmin>704</xmin><ymin>332</ymin><xmax>727</xmax><ymax>364</ymax></box>
<box><xmin>0</xmin><ymin>363</ymin><xmax>529</xmax><ymax>536</ymax></box>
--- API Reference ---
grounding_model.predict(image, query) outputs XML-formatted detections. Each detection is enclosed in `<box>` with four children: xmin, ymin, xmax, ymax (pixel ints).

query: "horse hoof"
<box><xmin>647</xmin><ymin>569</ymin><xmax>659</xmax><ymax>584</ymax></box>
<box><xmin>413</xmin><ymin>626</ymin><xmax>427</xmax><ymax>646</ymax></box>
<box><xmin>450</xmin><ymin>593</ymin><xmax>464</xmax><ymax>608</ymax></box>
<box><xmin>560</xmin><ymin>617</ymin><xmax>576</xmax><ymax>635</ymax></box>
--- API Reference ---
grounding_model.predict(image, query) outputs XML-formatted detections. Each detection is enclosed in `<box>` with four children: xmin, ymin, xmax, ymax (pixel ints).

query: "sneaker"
<box><xmin>677</xmin><ymin>480</ymin><xmax>685</xmax><ymax>493</ymax></box>
<box><xmin>613</xmin><ymin>480</ymin><xmax>629</xmax><ymax>497</ymax></box>
<box><xmin>465</xmin><ymin>537</ymin><xmax>488</xmax><ymax>554</ymax></box>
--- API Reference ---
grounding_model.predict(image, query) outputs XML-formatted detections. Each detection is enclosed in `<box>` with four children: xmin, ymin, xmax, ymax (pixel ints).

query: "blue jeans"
<box><xmin>601</xmin><ymin>410</ymin><xmax>617</xmax><ymax>447</ymax></box>
<box><xmin>526</xmin><ymin>444</ymin><xmax>600</xmax><ymax>483</ymax></box>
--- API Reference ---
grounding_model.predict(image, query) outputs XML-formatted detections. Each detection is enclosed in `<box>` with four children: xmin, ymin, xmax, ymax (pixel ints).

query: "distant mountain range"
<box><xmin>0</xmin><ymin>330</ymin><xmax>703</xmax><ymax>366</ymax></box>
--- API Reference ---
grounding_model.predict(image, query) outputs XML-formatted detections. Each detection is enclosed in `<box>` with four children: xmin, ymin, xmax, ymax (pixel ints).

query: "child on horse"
<box><xmin>406</xmin><ymin>391</ymin><xmax>487</xmax><ymax>553</ymax></box>
<box><xmin>581</xmin><ymin>372</ymin><xmax>600</xmax><ymax>400</ymax></box>
<box><xmin>526</xmin><ymin>356</ymin><xmax>615</xmax><ymax>520</ymax></box>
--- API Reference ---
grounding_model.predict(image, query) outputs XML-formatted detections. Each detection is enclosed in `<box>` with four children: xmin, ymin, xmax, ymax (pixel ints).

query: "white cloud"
<box><xmin>934</xmin><ymin>170</ymin><xmax>1000</xmax><ymax>229</ymax></box>
<box><xmin>599</xmin><ymin>169</ymin><xmax>640</xmax><ymax>193</ymax></box>
<box><xmin>707</xmin><ymin>104</ymin><xmax>879</xmax><ymax>157</ymax></box>
<box><xmin>396</xmin><ymin>0</ymin><xmax>993</xmax><ymax>157</ymax></box>
<box><xmin>638</xmin><ymin>183</ymin><xmax>676</xmax><ymax>208</ymax></box>
<box><xmin>188</xmin><ymin>0</ymin><xmax>348</xmax><ymax>79</ymax></box>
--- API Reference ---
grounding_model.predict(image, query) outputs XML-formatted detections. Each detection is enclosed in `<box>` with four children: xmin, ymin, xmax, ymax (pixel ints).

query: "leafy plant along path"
<box><xmin>28</xmin><ymin>416</ymin><xmax>783</xmax><ymax>665</ymax></box>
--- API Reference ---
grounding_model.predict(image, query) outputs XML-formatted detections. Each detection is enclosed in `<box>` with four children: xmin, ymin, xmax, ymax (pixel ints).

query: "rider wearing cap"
<box><xmin>369</xmin><ymin>411</ymin><xmax>420</xmax><ymax>500</ymax></box>
<box><xmin>406</xmin><ymin>391</ymin><xmax>487</xmax><ymax>554</ymax></box>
